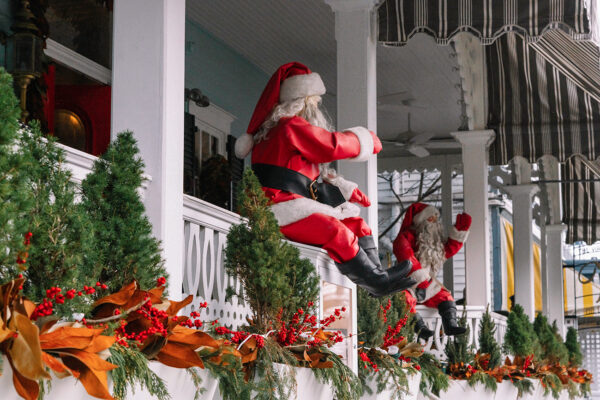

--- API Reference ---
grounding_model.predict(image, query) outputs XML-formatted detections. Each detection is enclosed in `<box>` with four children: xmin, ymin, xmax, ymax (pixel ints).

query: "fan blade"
<box><xmin>406</xmin><ymin>145</ymin><xmax>430</xmax><ymax>158</ymax></box>
<box><xmin>408</xmin><ymin>132</ymin><xmax>436</xmax><ymax>146</ymax></box>
<box><xmin>381</xmin><ymin>140</ymin><xmax>406</xmax><ymax>147</ymax></box>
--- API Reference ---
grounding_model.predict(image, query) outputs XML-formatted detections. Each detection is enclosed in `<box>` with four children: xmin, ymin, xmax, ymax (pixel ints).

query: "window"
<box><xmin>185</xmin><ymin>102</ymin><xmax>236</xmax><ymax>209</ymax></box>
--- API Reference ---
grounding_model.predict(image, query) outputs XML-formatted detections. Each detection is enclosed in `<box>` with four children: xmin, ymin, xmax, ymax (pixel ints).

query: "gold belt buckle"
<box><xmin>309</xmin><ymin>179</ymin><xmax>318</xmax><ymax>200</ymax></box>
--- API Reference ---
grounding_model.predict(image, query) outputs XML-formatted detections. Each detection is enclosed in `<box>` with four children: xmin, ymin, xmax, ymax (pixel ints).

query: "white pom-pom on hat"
<box><xmin>234</xmin><ymin>133</ymin><xmax>255</xmax><ymax>159</ymax></box>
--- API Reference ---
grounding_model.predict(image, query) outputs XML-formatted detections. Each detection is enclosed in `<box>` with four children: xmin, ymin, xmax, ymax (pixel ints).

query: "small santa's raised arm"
<box><xmin>393</xmin><ymin>202</ymin><xmax>471</xmax><ymax>338</ymax></box>
<box><xmin>236</xmin><ymin>62</ymin><xmax>415</xmax><ymax>297</ymax></box>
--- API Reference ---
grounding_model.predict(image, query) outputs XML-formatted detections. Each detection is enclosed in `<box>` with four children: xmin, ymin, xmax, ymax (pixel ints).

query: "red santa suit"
<box><xmin>393</xmin><ymin>203</ymin><xmax>471</xmax><ymax>311</ymax></box>
<box><xmin>235</xmin><ymin>62</ymin><xmax>381</xmax><ymax>265</ymax></box>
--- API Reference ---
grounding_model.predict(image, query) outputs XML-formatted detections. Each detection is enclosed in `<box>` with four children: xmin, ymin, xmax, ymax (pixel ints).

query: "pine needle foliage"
<box><xmin>108</xmin><ymin>345</ymin><xmax>170</xmax><ymax>400</ymax></box>
<box><xmin>251</xmin><ymin>336</ymin><xmax>298</xmax><ymax>400</ymax></box>
<box><xmin>445</xmin><ymin>314</ymin><xmax>474</xmax><ymax>365</ymax></box>
<box><xmin>224</xmin><ymin>169</ymin><xmax>319</xmax><ymax>331</ymax></box>
<box><xmin>564</xmin><ymin>327</ymin><xmax>583</xmax><ymax>367</ymax></box>
<box><xmin>512</xmin><ymin>378</ymin><xmax>534</xmax><ymax>397</ymax></box>
<box><xmin>0</xmin><ymin>69</ymin><xmax>33</xmax><ymax>280</ymax></box>
<box><xmin>540</xmin><ymin>372</ymin><xmax>563</xmax><ymax>399</ymax></box>
<box><xmin>19</xmin><ymin>122</ymin><xmax>94</xmax><ymax>316</ymax></box>
<box><xmin>200</xmin><ymin>347</ymin><xmax>251</xmax><ymax>400</ymax></box>
<box><xmin>417</xmin><ymin>352</ymin><xmax>449</xmax><ymax>397</ymax></box>
<box><xmin>467</xmin><ymin>371</ymin><xmax>497</xmax><ymax>392</ymax></box>
<box><xmin>358</xmin><ymin>351</ymin><xmax>411</xmax><ymax>400</ymax></box>
<box><xmin>312</xmin><ymin>347</ymin><xmax>362</xmax><ymax>400</ymax></box>
<box><xmin>533</xmin><ymin>314</ymin><xmax>569</xmax><ymax>365</ymax></box>
<box><xmin>80</xmin><ymin>131</ymin><xmax>167</xmax><ymax>293</ymax></box>
<box><xmin>478</xmin><ymin>307</ymin><xmax>502</xmax><ymax>369</ymax></box>
<box><xmin>357</xmin><ymin>287</ymin><xmax>389</xmax><ymax>348</ymax></box>
<box><xmin>503</xmin><ymin>304</ymin><xmax>539</xmax><ymax>358</ymax></box>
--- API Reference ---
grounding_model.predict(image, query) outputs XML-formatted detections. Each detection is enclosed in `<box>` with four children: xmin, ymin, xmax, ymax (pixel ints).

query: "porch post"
<box><xmin>451</xmin><ymin>130</ymin><xmax>495</xmax><ymax>307</ymax></box>
<box><xmin>325</xmin><ymin>0</ymin><xmax>378</xmax><ymax>237</ymax></box>
<box><xmin>441</xmin><ymin>156</ymin><xmax>455</xmax><ymax>294</ymax></box>
<box><xmin>505</xmin><ymin>183</ymin><xmax>539</xmax><ymax>319</ymax></box>
<box><xmin>111</xmin><ymin>0</ymin><xmax>186</xmax><ymax>298</ymax></box>
<box><xmin>546</xmin><ymin>224</ymin><xmax>566</xmax><ymax>334</ymax></box>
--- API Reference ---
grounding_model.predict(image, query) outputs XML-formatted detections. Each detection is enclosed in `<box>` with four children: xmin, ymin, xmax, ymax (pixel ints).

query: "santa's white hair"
<box><xmin>254</xmin><ymin>95</ymin><xmax>333</xmax><ymax>143</ymax></box>
<box><xmin>415</xmin><ymin>219</ymin><xmax>446</xmax><ymax>276</ymax></box>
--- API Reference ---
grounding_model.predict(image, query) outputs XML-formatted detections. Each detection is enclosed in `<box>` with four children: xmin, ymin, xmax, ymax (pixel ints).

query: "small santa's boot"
<box><xmin>413</xmin><ymin>312</ymin><xmax>434</xmax><ymax>341</ymax></box>
<box><xmin>438</xmin><ymin>301</ymin><xmax>466</xmax><ymax>336</ymax></box>
<box><xmin>335</xmin><ymin>248</ymin><xmax>415</xmax><ymax>298</ymax></box>
<box><xmin>358</xmin><ymin>235</ymin><xmax>381</xmax><ymax>268</ymax></box>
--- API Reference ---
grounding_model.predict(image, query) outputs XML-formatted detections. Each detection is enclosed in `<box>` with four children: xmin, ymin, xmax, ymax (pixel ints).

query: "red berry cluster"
<box><xmin>31</xmin><ymin>298</ymin><xmax>54</xmax><ymax>319</ymax></box>
<box><xmin>156</xmin><ymin>276</ymin><xmax>167</xmax><ymax>287</ymax></box>
<box><xmin>24</xmin><ymin>232</ymin><xmax>33</xmax><ymax>245</ymax></box>
<box><xmin>213</xmin><ymin>326</ymin><xmax>265</xmax><ymax>349</ymax></box>
<box><xmin>382</xmin><ymin>315</ymin><xmax>408</xmax><ymax>348</ymax></box>
<box><xmin>380</xmin><ymin>299</ymin><xmax>392</xmax><ymax>323</ymax></box>
<box><xmin>359</xmin><ymin>350</ymin><xmax>379</xmax><ymax>372</ymax></box>
<box><xmin>16</xmin><ymin>232</ymin><xmax>33</xmax><ymax>265</ymax></box>
<box><xmin>115</xmin><ymin>299</ymin><xmax>169</xmax><ymax>344</ymax></box>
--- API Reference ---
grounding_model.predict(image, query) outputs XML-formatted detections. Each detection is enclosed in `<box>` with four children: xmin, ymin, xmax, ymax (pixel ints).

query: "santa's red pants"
<box><xmin>279</xmin><ymin>213</ymin><xmax>371</xmax><ymax>263</ymax></box>
<box><xmin>404</xmin><ymin>287</ymin><xmax>454</xmax><ymax>313</ymax></box>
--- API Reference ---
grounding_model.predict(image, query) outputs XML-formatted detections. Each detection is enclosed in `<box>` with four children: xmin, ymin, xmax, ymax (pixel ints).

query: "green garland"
<box><xmin>313</xmin><ymin>347</ymin><xmax>363</xmax><ymax>400</ymax></box>
<box><xmin>417</xmin><ymin>353</ymin><xmax>449</xmax><ymax>397</ymax></box>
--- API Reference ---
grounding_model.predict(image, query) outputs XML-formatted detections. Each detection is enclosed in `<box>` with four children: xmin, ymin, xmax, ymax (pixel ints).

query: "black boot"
<box><xmin>336</xmin><ymin>248</ymin><xmax>415</xmax><ymax>298</ymax></box>
<box><xmin>438</xmin><ymin>301</ymin><xmax>466</xmax><ymax>336</ymax></box>
<box><xmin>358</xmin><ymin>235</ymin><xmax>381</xmax><ymax>268</ymax></box>
<box><xmin>413</xmin><ymin>312</ymin><xmax>434</xmax><ymax>341</ymax></box>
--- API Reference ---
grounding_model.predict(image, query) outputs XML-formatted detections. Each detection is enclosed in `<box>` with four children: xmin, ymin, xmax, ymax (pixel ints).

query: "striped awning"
<box><xmin>378</xmin><ymin>0</ymin><xmax>591</xmax><ymax>46</ymax></box>
<box><xmin>486</xmin><ymin>32</ymin><xmax>600</xmax><ymax>165</ymax></box>
<box><xmin>562</xmin><ymin>157</ymin><xmax>600</xmax><ymax>244</ymax></box>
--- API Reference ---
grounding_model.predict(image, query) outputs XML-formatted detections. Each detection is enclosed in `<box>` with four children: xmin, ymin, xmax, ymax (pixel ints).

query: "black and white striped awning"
<box><xmin>378</xmin><ymin>0</ymin><xmax>591</xmax><ymax>46</ymax></box>
<box><xmin>486</xmin><ymin>31</ymin><xmax>600</xmax><ymax>165</ymax></box>
<box><xmin>562</xmin><ymin>157</ymin><xmax>600</xmax><ymax>244</ymax></box>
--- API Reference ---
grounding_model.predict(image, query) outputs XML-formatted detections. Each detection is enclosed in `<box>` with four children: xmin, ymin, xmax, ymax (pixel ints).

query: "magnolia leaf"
<box><xmin>62</xmin><ymin>356</ymin><xmax>114</xmax><ymax>400</ymax></box>
<box><xmin>169</xmin><ymin>326</ymin><xmax>220</xmax><ymax>348</ymax></box>
<box><xmin>8</xmin><ymin>356</ymin><xmax>39</xmax><ymax>400</ymax></box>
<box><xmin>8</xmin><ymin>313</ymin><xmax>49</xmax><ymax>380</ymax></box>
<box><xmin>165</xmin><ymin>295</ymin><xmax>193</xmax><ymax>316</ymax></box>
<box><xmin>41</xmin><ymin>352</ymin><xmax>79</xmax><ymax>379</ymax></box>
<box><xmin>156</xmin><ymin>342</ymin><xmax>205</xmax><ymax>369</ymax></box>
<box><xmin>39</xmin><ymin>327</ymin><xmax>99</xmax><ymax>350</ymax></box>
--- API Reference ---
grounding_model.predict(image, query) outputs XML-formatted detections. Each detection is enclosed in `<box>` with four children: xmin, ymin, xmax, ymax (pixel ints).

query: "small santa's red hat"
<box><xmin>400</xmin><ymin>202</ymin><xmax>440</xmax><ymax>232</ymax></box>
<box><xmin>235</xmin><ymin>62</ymin><xmax>326</xmax><ymax>159</ymax></box>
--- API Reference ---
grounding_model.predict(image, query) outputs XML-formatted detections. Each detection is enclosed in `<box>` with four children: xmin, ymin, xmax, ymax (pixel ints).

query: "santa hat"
<box><xmin>235</xmin><ymin>62</ymin><xmax>326</xmax><ymax>159</ymax></box>
<box><xmin>399</xmin><ymin>202</ymin><xmax>440</xmax><ymax>232</ymax></box>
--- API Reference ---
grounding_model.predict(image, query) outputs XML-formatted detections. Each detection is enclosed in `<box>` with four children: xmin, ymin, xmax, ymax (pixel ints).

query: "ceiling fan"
<box><xmin>380</xmin><ymin>113</ymin><xmax>460</xmax><ymax>158</ymax></box>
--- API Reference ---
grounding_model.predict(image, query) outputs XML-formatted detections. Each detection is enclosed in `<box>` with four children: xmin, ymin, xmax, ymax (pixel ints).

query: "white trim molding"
<box><xmin>45</xmin><ymin>39</ymin><xmax>112</xmax><ymax>85</ymax></box>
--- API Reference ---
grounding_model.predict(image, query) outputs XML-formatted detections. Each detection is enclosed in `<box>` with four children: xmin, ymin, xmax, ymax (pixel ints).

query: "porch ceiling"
<box><xmin>186</xmin><ymin>1</ymin><xmax>463</xmax><ymax>156</ymax></box>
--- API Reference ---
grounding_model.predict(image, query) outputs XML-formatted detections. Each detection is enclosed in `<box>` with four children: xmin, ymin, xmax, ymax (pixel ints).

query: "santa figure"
<box><xmin>393</xmin><ymin>202</ymin><xmax>471</xmax><ymax>338</ymax></box>
<box><xmin>236</xmin><ymin>62</ymin><xmax>415</xmax><ymax>297</ymax></box>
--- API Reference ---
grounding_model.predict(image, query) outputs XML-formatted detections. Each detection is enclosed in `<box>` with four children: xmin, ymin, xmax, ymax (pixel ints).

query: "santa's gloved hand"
<box><xmin>455</xmin><ymin>213</ymin><xmax>472</xmax><ymax>231</ymax></box>
<box><xmin>370</xmin><ymin>131</ymin><xmax>382</xmax><ymax>154</ymax></box>
<box><xmin>349</xmin><ymin>187</ymin><xmax>371</xmax><ymax>207</ymax></box>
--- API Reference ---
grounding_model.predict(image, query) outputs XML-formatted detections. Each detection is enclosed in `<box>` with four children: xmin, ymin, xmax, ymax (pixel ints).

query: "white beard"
<box><xmin>415</xmin><ymin>221</ymin><xmax>446</xmax><ymax>277</ymax></box>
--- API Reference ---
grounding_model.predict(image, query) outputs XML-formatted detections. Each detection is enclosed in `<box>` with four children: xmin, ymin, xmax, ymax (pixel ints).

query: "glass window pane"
<box><xmin>322</xmin><ymin>281</ymin><xmax>352</xmax><ymax>363</ymax></box>
<box><xmin>47</xmin><ymin>0</ymin><xmax>113</xmax><ymax>68</ymax></box>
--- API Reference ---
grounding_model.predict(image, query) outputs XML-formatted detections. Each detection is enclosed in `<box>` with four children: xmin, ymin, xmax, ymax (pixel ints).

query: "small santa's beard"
<box><xmin>415</xmin><ymin>221</ymin><xmax>446</xmax><ymax>274</ymax></box>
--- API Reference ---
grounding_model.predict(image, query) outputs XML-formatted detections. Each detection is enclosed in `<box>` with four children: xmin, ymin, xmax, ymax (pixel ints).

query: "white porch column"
<box><xmin>546</xmin><ymin>224</ymin><xmax>566</xmax><ymax>334</ymax></box>
<box><xmin>451</xmin><ymin>130</ymin><xmax>495</xmax><ymax>306</ymax></box>
<box><xmin>111</xmin><ymin>0</ymin><xmax>186</xmax><ymax>298</ymax></box>
<box><xmin>505</xmin><ymin>184</ymin><xmax>539</xmax><ymax>319</ymax></box>
<box><xmin>441</xmin><ymin>156</ymin><xmax>454</xmax><ymax>294</ymax></box>
<box><xmin>326</xmin><ymin>0</ymin><xmax>378</xmax><ymax>236</ymax></box>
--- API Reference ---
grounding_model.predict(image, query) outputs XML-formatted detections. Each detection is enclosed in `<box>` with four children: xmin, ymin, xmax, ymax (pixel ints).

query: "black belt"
<box><xmin>252</xmin><ymin>163</ymin><xmax>346</xmax><ymax>208</ymax></box>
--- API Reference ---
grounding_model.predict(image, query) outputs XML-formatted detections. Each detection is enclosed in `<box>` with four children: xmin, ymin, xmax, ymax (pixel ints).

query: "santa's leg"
<box><xmin>422</xmin><ymin>289</ymin><xmax>466</xmax><ymax>336</ymax></box>
<box><xmin>340</xmin><ymin>217</ymin><xmax>382</xmax><ymax>268</ymax></box>
<box><xmin>404</xmin><ymin>290</ymin><xmax>434</xmax><ymax>341</ymax></box>
<box><xmin>280</xmin><ymin>213</ymin><xmax>414</xmax><ymax>297</ymax></box>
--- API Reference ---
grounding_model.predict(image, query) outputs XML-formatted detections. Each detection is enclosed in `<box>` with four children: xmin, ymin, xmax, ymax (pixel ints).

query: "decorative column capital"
<box><xmin>505</xmin><ymin>184</ymin><xmax>539</xmax><ymax>198</ymax></box>
<box><xmin>451</xmin><ymin>129</ymin><xmax>495</xmax><ymax>148</ymax></box>
<box><xmin>325</xmin><ymin>0</ymin><xmax>379</xmax><ymax>13</ymax></box>
<box><xmin>546</xmin><ymin>224</ymin><xmax>567</xmax><ymax>234</ymax></box>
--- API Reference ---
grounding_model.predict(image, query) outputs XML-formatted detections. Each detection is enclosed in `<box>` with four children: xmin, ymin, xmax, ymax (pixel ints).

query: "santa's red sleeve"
<box><xmin>444</xmin><ymin>226</ymin><xmax>469</xmax><ymax>259</ymax></box>
<box><xmin>285</xmin><ymin>116</ymin><xmax>380</xmax><ymax>164</ymax></box>
<box><xmin>393</xmin><ymin>230</ymin><xmax>416</xmax><ymax>261</ymax></box>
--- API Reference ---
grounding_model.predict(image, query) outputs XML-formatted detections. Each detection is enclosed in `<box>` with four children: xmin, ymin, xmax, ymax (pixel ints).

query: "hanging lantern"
<box><xmin>5</xmin><ymin>0</ymin><xmax>43</xmax><ymax>122</ymax></box>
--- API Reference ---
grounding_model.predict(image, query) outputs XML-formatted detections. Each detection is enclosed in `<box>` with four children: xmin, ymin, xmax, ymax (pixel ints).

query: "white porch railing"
<box><xmin>181</xmin><ymin>194</ymin><xmax>358</xmax><ymax>370</ymax></box>
<box><xmin>416</xmin><ymin>305</ymin><xmax>508</xmax><ymax>360</ymax></box>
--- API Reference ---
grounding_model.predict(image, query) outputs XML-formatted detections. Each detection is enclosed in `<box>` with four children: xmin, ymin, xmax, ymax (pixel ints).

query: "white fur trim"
<box><xmin>448</xmin><ymin>226</ymin><xmax>469</xmax><ymax>243</ymax></box>
<box><xmin>410</xmin><ymin>269</ymin><xmax>431</xmax><ymax>285</ymax></box>
<box><xmin>271</xmin><ymin>198</ymin><xmax>360</xmax><ymax>227</ymax></box>
<box><xmin>344</xmin><ymin>127</ymin><xmax>373</xmax><ymax>162</ymax></box>
<box><xmin>412</xmin><ymin>206</ymin><xmax>439</xmax><ymax>227</ymax></box>
<box><xmin>321</xmin><ymin>169</ymin><xmax>358</xmax><ymax>201</ymax></box>
<box><xmin>235</xmin><ymin>133</ymin><xmax>254</xmax><ymax>159</ymax></box>
<box><xmin>423</xmin><ymin>278</ymin><xmax>444</xmax><ymax>302</ymax></box>
<box><xmin>280</xmin><ymin>73</ymin><xmax>326</xmax><ymax>102</ymax></box>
